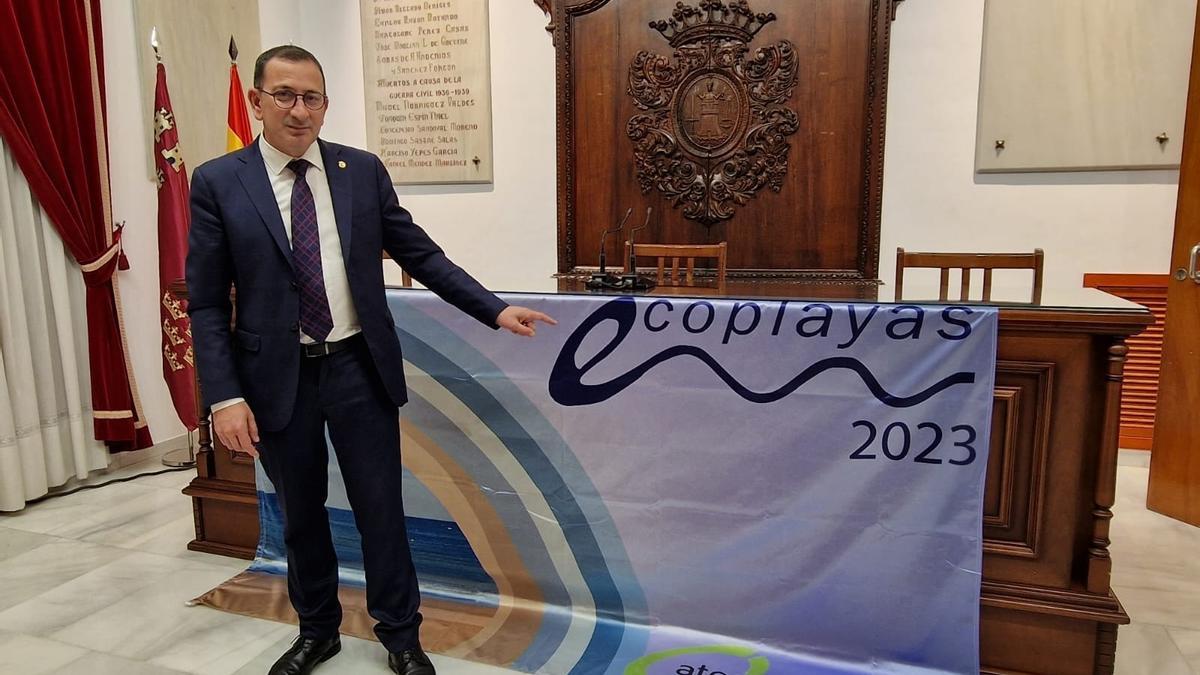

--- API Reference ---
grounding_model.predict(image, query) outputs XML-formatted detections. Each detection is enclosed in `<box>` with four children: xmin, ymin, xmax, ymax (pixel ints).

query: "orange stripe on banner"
<box><xmin>399</xmin><ymin>419</ymin><xmax>546</xmax><ymax>665</ymax></box>
<box><xmin>192</xmin><ymin>571</ymin><xmax>496</xmax><ymax>646</ymax></box>
<box><xmin>194</xmin><ymin>421</ymin><xmax>548</xmax><ymax>669</ymax></box>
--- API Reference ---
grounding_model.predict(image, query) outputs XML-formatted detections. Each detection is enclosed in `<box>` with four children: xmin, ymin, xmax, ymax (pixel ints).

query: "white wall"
<box><xmin>100</xmin><ymin>0</ymin><xmax>556</xmax><ymax>439</ymax></box>
<box><xmin>293</xmin><ymin>0</ymin><xmax>558</xmax><ymax>292</ymax></box>
<box><xmin>101</xmin><ymin>0</ymin><xmax>186</xmax><ymax>445</ymax></box>
<box><xmin>286</xmin><ymin>0</ymin><xmax>1181</xmax><ymax>293</ymax></box>
<box><xmin>99</xmin><ymin>0</ymin><xmax>303</xmax><ymax>446</ymax></box>
<box><xmin>880</xmin><ymin>0</ymin><xmax>1181</xmax><ymax>290</ymax></box>
<box><xmin>101</xmin><ymin>0</ymin><xmax>1181</xmax><ymax>440</ymax></box>
<box><xmin>258</xmin><ymin>0</ymin><xmax>300</xmax><ymax>53</ymax></box>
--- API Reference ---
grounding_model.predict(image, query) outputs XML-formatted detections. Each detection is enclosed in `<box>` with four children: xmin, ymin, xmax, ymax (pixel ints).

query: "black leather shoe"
<box><xmin>388</xmin><ymin>644</ymin><xmax>436</xmax><ymax>675</ymax></box>
<box><xmin>268</xmin><ymin>635</ymin><xmax>341</xmax><ymax>675</ymax></box>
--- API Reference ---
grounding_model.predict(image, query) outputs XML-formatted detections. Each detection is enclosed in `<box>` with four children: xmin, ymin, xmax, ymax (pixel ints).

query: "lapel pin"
<box><xmin>338</xmin><ymin>160</ymin><xmax>347</xmax><ymax>169</ymax></box>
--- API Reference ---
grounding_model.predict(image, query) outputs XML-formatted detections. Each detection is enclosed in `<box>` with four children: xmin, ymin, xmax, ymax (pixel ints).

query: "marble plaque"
<box><xmin>977</xmin><ymin>0</ymin><xmax>1196</xmax><ymax>172</ymax></box>
<box><xmin>361</xmin><ymin>0</ymin><xmax>494</xmax><ymax>184</ymax></box>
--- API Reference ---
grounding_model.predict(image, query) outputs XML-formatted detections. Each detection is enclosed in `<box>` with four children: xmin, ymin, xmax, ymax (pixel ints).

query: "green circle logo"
<box><xmin>624</xmin><ymin>645</ymin><xmax>770</xmax><ymax>675</ymax></box>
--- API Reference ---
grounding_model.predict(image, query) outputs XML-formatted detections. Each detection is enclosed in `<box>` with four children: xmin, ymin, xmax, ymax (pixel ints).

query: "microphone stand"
<box><xmin>620</xmin><ymin>207</ymin><xmax>657</xmax><ymax>292</ymax></box>
<box><xmin>587</xmin><ymin>208</ymin><xmax>632</xmax><ymax>290</ymax></box>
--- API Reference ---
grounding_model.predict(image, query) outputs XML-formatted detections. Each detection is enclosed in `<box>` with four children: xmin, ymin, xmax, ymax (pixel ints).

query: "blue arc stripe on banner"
<box><xmin>396</xmin><ymin>330</ymin><xmax>629</xmax><ymax>673</ymax></box>
<box><xmin>400</xmin><ymin>390</ymin><xmax>575</xmax><ymax>670</ymax></box>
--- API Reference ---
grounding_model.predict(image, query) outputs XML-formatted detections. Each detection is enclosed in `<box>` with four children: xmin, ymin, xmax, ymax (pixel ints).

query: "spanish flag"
<box><xmin>226</xmin><ymin>49</ymin><xmax>252</xmax><ymax>151</ymax></box>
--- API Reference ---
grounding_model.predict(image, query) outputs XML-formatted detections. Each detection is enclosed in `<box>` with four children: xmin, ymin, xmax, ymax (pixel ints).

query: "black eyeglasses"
<box><xmin>259</xmin><ymin>89</ymin><xmax>328</xmax><ymax>111</ymax></box>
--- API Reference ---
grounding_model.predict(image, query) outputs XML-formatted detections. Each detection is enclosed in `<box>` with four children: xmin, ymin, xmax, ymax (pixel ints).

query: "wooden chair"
<box><xmin>625</xmin><ymin>242</ymin><xmax>728</xmax><ymax>293</ymax></box>
<box><xmin>895</xmin><ymin>247</ymin><xmax>1044</xmax><ymax>303</ymax></box>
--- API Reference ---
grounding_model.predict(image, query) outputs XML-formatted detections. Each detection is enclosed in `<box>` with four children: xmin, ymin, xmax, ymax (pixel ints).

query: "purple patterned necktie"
<box><xmin>288</xmin><ymin>159</ymin><xmax>334</xmax><ymax>342</ymax></box>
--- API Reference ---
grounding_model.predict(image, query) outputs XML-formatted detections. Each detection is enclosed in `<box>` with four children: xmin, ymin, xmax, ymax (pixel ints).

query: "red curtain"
<box><xmin>0</xmin><ymin>0</ymin><xmax>152</xmax><ymax>449</ymax></box>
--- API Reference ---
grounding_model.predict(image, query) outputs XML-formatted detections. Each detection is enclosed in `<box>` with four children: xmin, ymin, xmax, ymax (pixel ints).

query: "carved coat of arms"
<box><xmin>627</xmin><ymin>1</ymin><xmax>798</xmax><ymax>226</ymax></box>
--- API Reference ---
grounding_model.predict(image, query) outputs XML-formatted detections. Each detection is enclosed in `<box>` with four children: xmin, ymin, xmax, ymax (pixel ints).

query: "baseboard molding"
<box><xmin>105</xmin><ymin>432</ymin><xmax>191</xmax><ymax>471</ymax></box>
<box><xmin>40</xmin><ymin>432</ymin><xmax>195</xmax><ymax>498</ymax></box>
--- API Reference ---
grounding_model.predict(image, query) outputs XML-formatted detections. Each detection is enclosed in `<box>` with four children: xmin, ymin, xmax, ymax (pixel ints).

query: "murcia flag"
<box><xmin>153</xmin><ymin>60</ymin><xmax>198</xmax><ymax>430</ymax></box>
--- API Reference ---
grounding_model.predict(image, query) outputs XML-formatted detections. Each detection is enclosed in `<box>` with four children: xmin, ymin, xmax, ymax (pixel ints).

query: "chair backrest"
<box><xmin>625</xmin><ymin>242</ymin><xmax>728</xmax><ymax>293</ymax></box>
<box><xmin>895</xmin><ymin>247</ymin><xmax>1044</xmax><ymax>303</ymax></box>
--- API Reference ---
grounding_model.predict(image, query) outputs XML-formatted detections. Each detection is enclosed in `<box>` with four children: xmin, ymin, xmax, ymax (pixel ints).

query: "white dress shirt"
<box><xmin>260</xmin><ymin>137</ymin><xmax>361</xmax><ymax>343</ymax></box>
<box><xmin>211</xmin><ymin>137</ymin><xmax>361</xmax><ymax>414</ymax></box>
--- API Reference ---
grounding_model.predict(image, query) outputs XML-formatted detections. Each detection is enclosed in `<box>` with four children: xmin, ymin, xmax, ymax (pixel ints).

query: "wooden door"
<box><xmin>1148</xmin><ymin>9</ymin><xmax>1200</xmax><ymax>526</ymax></box>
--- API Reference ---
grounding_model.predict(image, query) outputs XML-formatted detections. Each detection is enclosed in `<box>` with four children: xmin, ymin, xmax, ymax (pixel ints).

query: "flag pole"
<box><xmin>226</xmin><ymin>36</ymin><xmax>253</xmax><ymax>151</ymax></box>
<box><xmin>162</xmin><ymin>432</ymin><xmax>197</xmax><ymax>468</ymax></box>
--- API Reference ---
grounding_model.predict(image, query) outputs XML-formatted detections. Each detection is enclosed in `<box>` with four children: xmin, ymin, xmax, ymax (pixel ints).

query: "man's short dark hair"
<box><xmin>253</xmin><ymin>45</ymin><xmax>325</xmax><ymax>91</ymax></box>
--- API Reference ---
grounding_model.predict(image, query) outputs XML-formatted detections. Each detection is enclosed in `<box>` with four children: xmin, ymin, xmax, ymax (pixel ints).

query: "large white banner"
<box><xmin>245</xmin><ymin>292</ymin><xmax>998</xmax><ymax>674</ymax></box>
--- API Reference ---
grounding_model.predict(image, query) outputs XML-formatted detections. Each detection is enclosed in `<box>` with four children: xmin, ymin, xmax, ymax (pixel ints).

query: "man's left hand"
<box><xmin>497</xmin><ymin>306</ymin><xmax>557</xmax><ymax>337</ymax></box>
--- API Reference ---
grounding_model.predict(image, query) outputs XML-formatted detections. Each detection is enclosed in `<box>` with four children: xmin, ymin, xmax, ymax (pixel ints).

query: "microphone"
<box><xmin>599</xmin><ymin>208</ymin><xmax>632</xmax><ymax>274</ymax></box>
<box><xmin>587</xmin><ymin>208</ymin><xmax>632</xmax><ymax>290</ymax></box>
<box><xmin>621</xmin><ymin>207</ymin><xmax>656</xmax><ymax>292</ymax></box>
<box><xmin>627</xmin><ymin>207</ymin><xmax>652</xmax><ymax>273</ymax></box>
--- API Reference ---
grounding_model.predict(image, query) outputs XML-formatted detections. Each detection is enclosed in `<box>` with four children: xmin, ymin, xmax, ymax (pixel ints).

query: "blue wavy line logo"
<box><xmin>549</xmin><ymin>296</ymin><xmax>975</xmax><ymax>407</ymax></box>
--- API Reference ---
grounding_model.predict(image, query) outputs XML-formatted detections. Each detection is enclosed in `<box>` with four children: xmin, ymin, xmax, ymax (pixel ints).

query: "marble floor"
<box><xmin>0</xmin><ymin>450</ymin><xmax>1195</xmax><ymax>674</ymax></box>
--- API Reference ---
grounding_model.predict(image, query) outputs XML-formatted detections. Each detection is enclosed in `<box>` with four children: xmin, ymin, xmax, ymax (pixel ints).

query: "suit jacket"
<box><xmin>186</xmin><ymin>138</ymin><xmax>507</xmax><ymax>432</ymax></box>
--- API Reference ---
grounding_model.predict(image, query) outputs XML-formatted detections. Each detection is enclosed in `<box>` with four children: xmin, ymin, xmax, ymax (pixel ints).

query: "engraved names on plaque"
<box><xmin>361</xmin><ymin>0</ymin><xmax>493</xmax><ymax>184</ymax></box>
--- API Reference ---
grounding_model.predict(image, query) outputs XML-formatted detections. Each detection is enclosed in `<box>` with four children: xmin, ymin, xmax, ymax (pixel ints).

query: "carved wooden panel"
<box><xmin>983</xmin><ymin>332</ymin><xmax>1103</xmax><ymax>591</ymax></box>
<box><xmin>552</xmin><ymin>0</ymin><xmax>898</xmax><ymax>281</ymax></box>
<box><xmin>983</xmin><ymin>362</ymin><xmax>1054</xmax><ymax>561</ymax></box>
<box><xmin>627</xmin><ymin>3</ymin><xmax>799</xmax><ymax>225</ymax></box>
<box><xmin>983</xmin><ymin>386</ymin><xmax>1020</xmax><ymax>529</ymax></box>
<box><xmin>535</xmin><ymin>0</ymin><xmax>555</xmax><ymax>36</ymax></box>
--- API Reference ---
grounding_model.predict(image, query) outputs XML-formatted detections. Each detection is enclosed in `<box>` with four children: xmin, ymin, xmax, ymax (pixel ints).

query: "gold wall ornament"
<box><xmin>627</xmin><ymin>0</ymin><xmax>799</xmax><ymax>226</ymax></box>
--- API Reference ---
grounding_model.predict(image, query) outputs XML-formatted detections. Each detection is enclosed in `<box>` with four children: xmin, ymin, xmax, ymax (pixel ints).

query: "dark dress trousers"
<box><xmin>185</xmin><ymin>138</ymin><xmax>507</xmax><ymax>651</ymax></box>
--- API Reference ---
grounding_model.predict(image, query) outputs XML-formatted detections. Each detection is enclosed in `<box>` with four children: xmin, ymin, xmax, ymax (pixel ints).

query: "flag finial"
<box><xmin>151</xmin><ymin>27</ymin><xmax>161</xmax><ymax>62</ymax></box>
<box><xmin>229</xmin><ymin>35</ymin><xmax>238</xmax><ymax>62</ymax></box>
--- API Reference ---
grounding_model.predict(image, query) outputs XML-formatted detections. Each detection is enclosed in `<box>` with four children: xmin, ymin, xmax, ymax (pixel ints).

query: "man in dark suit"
<box><xmin>186</xmin><ymin>45</ymin><xmax>554</xmax><ymax>675</ymax></box>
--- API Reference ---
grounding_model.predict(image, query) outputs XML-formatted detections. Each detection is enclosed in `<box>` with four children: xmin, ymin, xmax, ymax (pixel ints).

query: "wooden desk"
<box><xmin>182</xmin><ymin>280</ymin><xmax>1150</xmax><ymax>675</ymax></box>
<box><xmin>555</xmin><ymin>269</ymin><xmax>882</xmax><ymax>299</ymax></box>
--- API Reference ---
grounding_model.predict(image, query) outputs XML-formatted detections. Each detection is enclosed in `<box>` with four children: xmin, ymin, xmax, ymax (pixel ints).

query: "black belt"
<box><xmin>301</xmin><ymin>333</ymin><xmax>363</xmax><ymax>358</ymax></box>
